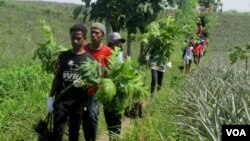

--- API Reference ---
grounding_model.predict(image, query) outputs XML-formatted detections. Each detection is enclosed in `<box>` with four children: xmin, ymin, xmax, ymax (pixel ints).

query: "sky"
<box><xmin>26</xmin><ymin>0</ymin><xmax>250</xmax><ymax>12</ymax></box>
<box><xmin>221</xmin><ymin>0</ymin><xmax>250</xmax><ymax>12</ymax></box>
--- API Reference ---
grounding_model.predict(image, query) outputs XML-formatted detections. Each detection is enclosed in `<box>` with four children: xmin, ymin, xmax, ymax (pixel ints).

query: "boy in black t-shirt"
<box><xmin>47</xmin><ymin>24</ymin><xmax>92</xmax><ymax>141</ymax></box>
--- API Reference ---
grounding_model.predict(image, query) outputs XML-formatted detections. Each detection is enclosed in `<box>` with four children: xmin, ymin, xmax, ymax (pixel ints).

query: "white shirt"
<box><xmin>184</xmin><ymin>46</ymin><xmax>194</xmax><ymax>60</ymax></box>
<box><xmin>151</xmin><ymin>55</ymin><xmax>167</xmax><ymax>72</ymax></box>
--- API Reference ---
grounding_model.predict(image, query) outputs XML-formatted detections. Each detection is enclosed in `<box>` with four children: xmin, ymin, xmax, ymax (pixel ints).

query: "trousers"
<box><xmin>151</xmin><ymin>69</ymin><xmax>164</xmax><ymax>94</ymax></box>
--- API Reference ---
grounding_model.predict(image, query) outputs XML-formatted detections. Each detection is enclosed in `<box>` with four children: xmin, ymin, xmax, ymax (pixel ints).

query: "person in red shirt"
<box><xmin>200</xmin><ymin>39</ymin><xmax>207</xmax><ymax>56</ymax></box>
<box><xmin>197</xmin><ymin>25</ymin><xmax>205</xmax><ymax>38</ymax></box>
<box><xmin>194</xmin><ymin>41</ymin><xmax>203</xmax><ymax>64</ymax></box>
<box><xmin>82</xmin><ymin>22</ymin><xmax>112</xmax><ymax>141</ymax></box>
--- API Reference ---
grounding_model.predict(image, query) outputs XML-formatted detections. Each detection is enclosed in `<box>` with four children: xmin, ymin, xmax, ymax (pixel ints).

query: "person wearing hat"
<box><xmin>108</xmin><ymin>32</ymin><xmax>127</xmax><ymax>63</ymax></box>
<box><xmin>82</xmin><ymin>22</ymin><xmax>112</xmax><ymax>141</ymax></box>
<box><xmin>108</xmin><ymin>32</ymin><xmax>126</xmax><ymax>48</ymax></box>
<box><xmin>100</xmin><ymin>32</ymin><xmax>127</xmax><ymax>140</ymax></box>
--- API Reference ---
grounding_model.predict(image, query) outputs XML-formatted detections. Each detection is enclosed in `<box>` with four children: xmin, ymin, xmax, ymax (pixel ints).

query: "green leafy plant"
<box><xmin>175</xmin><ymin>0</ymin><xmax>198</xmax><ymax>38</ymax></box>
<box><xmin>78</xmin><ymin>48</ymin><xmax>149</xmax><ymax>114</ymax></box>
<box><xmin>79</xmin><ymin>58</ymin><xmax>103</xmax><ymax>86</ymax></box>
<box><xmin>137</xmin><ymin>16</ymin><xmax>181</xmax><ymax>65</ymax></box>
<box><xmin>228</xmin><ymin>43</ymin><xmax>250</xmax><ymax>69</ymax></box>
<box><xmin>33</xmin><ymin>19</ymin><xmax>67</xmax><ymax>73</ymax></box>
<box><xmin>0</xmin><ymin>0</ymin><xmax>5</xmax><ymax>6</ymax></box>
<box><xmin>104</xmin><ymin>48</ymin><xmax>149</xmax><ymax>113</ymax></box>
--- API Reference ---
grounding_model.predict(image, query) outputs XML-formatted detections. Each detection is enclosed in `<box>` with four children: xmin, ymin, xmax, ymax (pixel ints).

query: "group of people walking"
<box><xmin>182</xmin><ymin>23</ymin><xmax>208</xmax><ymax>73</ymax></box>
<box><xmin>44</xmin><ymin>19</ymin><xmax>208</xmax><ymax>141</ymax></box>
<box><xmin>46</xmin><ymin>22</ymin><xmax>126</xmax><ymax>141</ymax></box>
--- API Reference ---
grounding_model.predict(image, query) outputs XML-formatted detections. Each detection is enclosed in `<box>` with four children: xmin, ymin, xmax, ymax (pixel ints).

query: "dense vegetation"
<box><xmin>1</xmin><ymin>0</ymin><xmax>250</xmax><ymax>141</ymax></box>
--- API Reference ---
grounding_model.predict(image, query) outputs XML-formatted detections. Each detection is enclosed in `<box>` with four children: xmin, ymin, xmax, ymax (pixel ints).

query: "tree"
<box><xmin>198</xmin><ymin>0</ymin><xmax>216</xmax><ymax>8</ymax></box>
<box><xmin>175</xmin><ymin>0</ymin><xmax>198</xmax><ymax>38</ymax></box>
<box><xmin>137</xmin><ymin>16</ymin><xmax>182</xmax><ymax>65</ymax></box>
<box><xmin>121</xmin><ymin>0</ymin><xmax>162</xmax><ymax>56</ymax></box>
<box><xmin>33</xmin><ymin>20</ymin><xmax>67</xmax><ymax>73</ymax></box>
<box><xmin>228</xmin><ymin>44</ymin><xmax>250</xmax><ymax>70</ymax></box>
<box><xmin>74</xmin><ymin>0</ymin><xmax>163</xmax><ymax>56</ymax></box>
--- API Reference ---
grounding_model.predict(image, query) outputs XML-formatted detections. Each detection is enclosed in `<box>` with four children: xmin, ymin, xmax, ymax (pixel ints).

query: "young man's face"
<box><xmin>91</xmin><ymin>28</ymin><xmax>105</xmax><ymax>43</ymax></box>
<box><xmin>71</xmin><ymin>31</ymin><xmax>85</xmax><ymax>50</ymax></box>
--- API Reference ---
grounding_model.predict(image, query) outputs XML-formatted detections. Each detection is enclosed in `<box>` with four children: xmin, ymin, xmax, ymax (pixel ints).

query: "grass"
<box><xmin>0</xmin><ymin>0</ymin><xmax>82</xmax><ymax>67</ymax></box>
<box><xmin>170</xmin><ymin>12</ymin><xmax>250</xmax><ymax>141</ymax></box>
<box><xmin>1</xmin><ymin>1</ymin><xmax>250</xmax><ymax>141</ymax></box>
<box><xmin>121</xmin><ymin>11</ymin><xmax>250</xmax><ymax>141</ymax></box>
<box><xmin>121</xmin><ymin>41</ymin><xmax>191</xmax><ymax>141</ymax></box>
<box><xmin>0</xmin><ymin>65</ymin><xmax>51</xmax><ymax>140</ymax></box>
<box><xmin>0</xmin><ymin>1</ymin><xmax>88</xmax><ymax>140</ymax></box>
<box><xmin>0</xmin><ymin>1</ymin><xmax>202</xmax><ymax>140</ymax></box>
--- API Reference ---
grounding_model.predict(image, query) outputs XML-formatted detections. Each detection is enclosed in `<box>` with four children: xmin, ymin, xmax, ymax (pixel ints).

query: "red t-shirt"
<box><xmin>84</xmin><ymin>44</ymin><xmax>112</xmax><ymax>67</ymax></box>
<box><xmin>194</xmin><ymin>44</ymin><xmax>203</xmax><ymax>56</ymax></box>
<box><xmin>84</xmin><ymin>44</ymin><xmax>112</xmax><ymax>96</ymax></box>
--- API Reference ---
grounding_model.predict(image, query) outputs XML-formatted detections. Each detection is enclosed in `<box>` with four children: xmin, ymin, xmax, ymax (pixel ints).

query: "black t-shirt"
<box><xmin>55</xmin><ymin>50</ymin><xmax>93</xmax><ymax>105</ymax></box>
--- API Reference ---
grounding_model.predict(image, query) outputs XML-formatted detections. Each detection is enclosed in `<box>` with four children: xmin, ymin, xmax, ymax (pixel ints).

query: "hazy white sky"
<box><xmin>28</xmin><ymin>0</ymin><xmax>250</xmax><ymax>12</ymax></box>
<box><xmin>221</xmin><ymin>0</ymin><xmax>250</xmax><ymax>12</ymax></box>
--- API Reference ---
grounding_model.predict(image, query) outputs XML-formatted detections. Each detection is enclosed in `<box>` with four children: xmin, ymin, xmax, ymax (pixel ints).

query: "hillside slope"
<box><xmin>1</xmin><ymin>1</ymin><xmax>250</xmax><ymax>140</ymax></box>
<box><xmin>208</xmin><ymin>12</ymin><xmax>250</xmax><ymax>66</ymax></box>
<box><xmin>0</xmin><ymin>1</ymin><xmax>82</xmax><ymax>67</ymax></box>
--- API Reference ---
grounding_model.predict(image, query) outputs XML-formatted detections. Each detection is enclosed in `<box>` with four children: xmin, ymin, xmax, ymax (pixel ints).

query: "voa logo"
<box><xmin>226</xmin><ymin>129</ymin><xmax>246</xmax><ymax>136</ymax></box>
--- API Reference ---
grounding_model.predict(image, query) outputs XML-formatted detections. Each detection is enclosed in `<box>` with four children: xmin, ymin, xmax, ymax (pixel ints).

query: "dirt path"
<box><xmin>96</xmin><ymin>117</ymin><xmax>132</xmax><ymax>141</ymax></box>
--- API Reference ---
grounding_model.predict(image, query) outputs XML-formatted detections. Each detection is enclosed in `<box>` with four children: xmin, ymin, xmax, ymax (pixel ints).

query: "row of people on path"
<box><xmin>182</xmin><ymin>25</ymin><xmax>208</xmax><ymax>73</ymax></box>
<box><xmin>45</xmin><ymin>21</ymin><xmax>182</xmax><ymax>141</ymax></box>
<box><xmin>46</xmin><ymin>23</ymin><xmax>127</xmax><ymax>141</ymax></box>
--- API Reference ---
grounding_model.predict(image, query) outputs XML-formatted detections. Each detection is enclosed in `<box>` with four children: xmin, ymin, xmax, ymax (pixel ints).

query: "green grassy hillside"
<box><xmin>210</xmin><ymin>12</ymin><xmax>250</xmax><ymax>51</ymax></box>
<box><xmin>0</xmin><ymin>1</ymin><xmax>87</xmax><ymax>140</ymax></box>
<box><xmin>0</xmin><ymin>1</ymin><xmax>82</xmax><ymax>67</ymax></box>
<box><xmin>203</xmin><ymin>12</ymin><xmax>250</xmax><ymax>68</ymax></box>
<box><xmin>1</xmin><ymin>0</ymin><xmax>250</xmax><ymax>140</ymax></box>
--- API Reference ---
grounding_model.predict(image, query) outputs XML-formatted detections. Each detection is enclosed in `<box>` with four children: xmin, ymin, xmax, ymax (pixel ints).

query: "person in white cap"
<box><xmin>100</xmin><ymin>32</ymin><xmax>127</xmax><ymax>140</ymax></box>
<box><xmin>108</xmin><ymin>32</ymin><xmax>126</xmax><ymax>49</ymax></box>
<box><xmin>108</xmin><ymin>32</ymin><xmax>127</xmax><ymax>63</ymax></box>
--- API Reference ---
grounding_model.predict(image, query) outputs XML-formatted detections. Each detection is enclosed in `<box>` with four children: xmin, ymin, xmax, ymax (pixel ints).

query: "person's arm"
<box><xmin>166</xmin><ymin>57</ymin><xmax>172</xmax><ymax>68</ymax></box>
<box><xmin>143</xmin><ymin>52</ymin><xmax>149</xmax><ymax>61</ymax></box>
<box><xmin>49</xmin><ymin>76</ymin><xmax>60</xmax><ymax>97</ymax></box>
<box><xmin>168</xmin><ymin>57</ymin><xmax>171</xmax><ymax>62</ymax></box>
<box><xmin>182</xmin><ymin>47</ymin><xmax>186</xmax><ymax>58</ymax></box>
<box><xmin>49</xmin><ymin>58</ymin><xmax>61</xmax><ymax>97</ymax></box>
<box><xmin>46</xmin><ymin>58</ymin><xmax>61</xmax><ymax>113</ymax></box>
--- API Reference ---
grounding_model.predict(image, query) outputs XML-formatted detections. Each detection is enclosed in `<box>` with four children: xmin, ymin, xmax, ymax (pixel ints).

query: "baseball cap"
<box><xmin>108</xmin><ymin>32</ymin><xmax>126</xmax><ymax>43</ymax></box>
<box><xmin>91</xmin><ymin>22</ymin><xmax>106</xmax><ymax>35</ymax></box>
